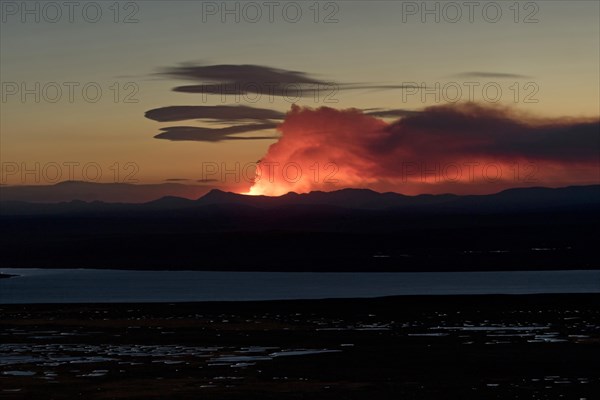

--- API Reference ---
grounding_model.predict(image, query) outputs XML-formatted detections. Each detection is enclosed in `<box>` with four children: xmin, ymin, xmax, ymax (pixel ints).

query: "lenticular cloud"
<box><xmin>247</xmin><ymin>103</ymin><xmax>599</xmax><ymax>196</ymax></box>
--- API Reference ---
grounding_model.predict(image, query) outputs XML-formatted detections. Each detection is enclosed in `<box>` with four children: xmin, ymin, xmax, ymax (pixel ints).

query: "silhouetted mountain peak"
<box><xmin>1</xmin><ymin>185</ymin><xmax>598</xmax><ymax>216</ymax></box>
<box><xmin>202</xmin><ymin>189</ymin><xmax>244</xmax><ymax>200</ymax></box>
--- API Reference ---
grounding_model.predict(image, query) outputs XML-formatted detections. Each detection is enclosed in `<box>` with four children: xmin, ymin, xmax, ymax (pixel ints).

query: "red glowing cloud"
<box><xmin>246</xmin><ymin>103</ymin><xmax>599</xmax><ymax>196</ymax></box>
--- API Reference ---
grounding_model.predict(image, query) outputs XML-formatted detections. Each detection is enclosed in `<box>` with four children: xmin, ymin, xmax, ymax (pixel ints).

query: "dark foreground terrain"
<box><xmin>1</xmin><ymin>294</ymin><xmax>599</xmax><ymax>399</ymax></box>
<box><xmin>2</xmin><ymin>185</ymin><xmax>599</xmax><ymax>271</ymax></box>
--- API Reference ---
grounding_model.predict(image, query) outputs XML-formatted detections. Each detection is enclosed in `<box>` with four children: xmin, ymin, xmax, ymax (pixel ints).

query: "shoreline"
<box><xmin>2</xmin><ymin>292</ymin><xmax>599</xmax><ymax>310</ymax></box>
<box><xmin>2</xmin><ymin>265</ymin><xmax>600</xmax><ymax>272</ymax></box>
<box><xmin>2</xmin><ymin>270</ymin><xmax>599</xmax><ymax>305</ymax></box>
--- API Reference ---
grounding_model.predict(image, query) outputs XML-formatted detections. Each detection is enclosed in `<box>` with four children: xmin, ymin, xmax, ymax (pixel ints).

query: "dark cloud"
<box><xmin>154</xmin><ymin>123</ymin><xmax>279</xmax><ymax>142</ymax></box>
<box><xmin>378</xmin><ymin>103</ymin><xmax>599</xmax><ymax>163</ymax></box>
<box><xmin>161</xmin><ymin>64</ymin><xmax>324</xmax><ymax>85</ymax></box>
<box><xmin>145</xmin><ymin>64</ymin><xmax>427</xmax><ymax>142</ymax></box>
<box><xmin>171</xmin><ymin>83</ymin><xmax>324</xmax><ymax>97</ymax></box>
<box><xmin>161</xmin><ymin>64</ymin><xmax>327</xmax><ymax>97</ymax></box>
<box><xmin>164</xmin><ymin>178</ymin><xmax>190</xmax><ymax>182</ymax></box>
<box><xmin>145</xmin><ymin>105</ymin><xmax>284</xmax><ymax>123</ymax></box>
<box><xmin>145</xmin><ymin>105</ymin><xmax>421</xmax><ymax>123</ymax></box>
<box><xmin>366</xmin><ymin>109</ymin><xmax>421</xmax><ymax>118</ymax></box>
<box><xmin>452</xmin><ymin>72</ymin><xmax>532</xmax><ymax>79</ymax></box>
<box><xmin>477</xmin><ymin>121</ymin><xmax>599</xmax><ymax>162</ymax></box>
<box><xmin>197</xmin><ymin>179</ymin><xmax>219</xmax><ymax>183</ymax></box>
<box><xmin>159</xmin><ymin>63</ymin><xmax>416</xmax><ymax>97</ymax></box>
<box><xmin>172</xmin><ymin>83</ymin><xmax>418</xmax><ymax>96</ymax></box>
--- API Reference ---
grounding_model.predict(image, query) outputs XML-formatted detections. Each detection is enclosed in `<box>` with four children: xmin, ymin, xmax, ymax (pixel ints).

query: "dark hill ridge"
<box><xmin>1</xmin><ymin>184</ymin><xmax>598</xmax><ymax>271</ymax></box>
<box><xmin>1</xmin><ymin>184</ymin><xmax>597</xmax><ymax>216</ymax></box>
<box><xmin>195</xmin><ymin>185</ymin><xmax>600</xmax><ymax>211</ymax></box>
<box><xmin>196</xmin><ymin>188</ymin><xmax>459</xmax><ymax>210</ymax></box>
<box><xmin>0</xmin><ymin>180</ymin><xmax>217</xmax><ymax>203</ymax></box>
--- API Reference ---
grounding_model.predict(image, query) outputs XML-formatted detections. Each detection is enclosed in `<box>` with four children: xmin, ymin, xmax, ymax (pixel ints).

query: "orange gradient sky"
<box><xmin>1</xmin><ymin>1</ymin><xmax>599</xmax><ymax>196</ymax></box>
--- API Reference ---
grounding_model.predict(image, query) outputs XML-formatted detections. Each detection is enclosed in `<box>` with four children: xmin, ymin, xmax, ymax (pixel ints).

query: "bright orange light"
<box><xmin>241</xmin><ymin>186</ymin><xmax>264</xmax><ymax>196</ymax></box>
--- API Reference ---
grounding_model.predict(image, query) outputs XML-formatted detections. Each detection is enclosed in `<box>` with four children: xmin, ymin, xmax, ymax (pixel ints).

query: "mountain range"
<box><xmin>1</xmin><ymin>183</ymin><xmax>598</xmax><ymax>216</ymax></box>
<box><xmin>1</xmin><ymin>184</ymin><xmax>598</xmax><ymax>271</ymax></box>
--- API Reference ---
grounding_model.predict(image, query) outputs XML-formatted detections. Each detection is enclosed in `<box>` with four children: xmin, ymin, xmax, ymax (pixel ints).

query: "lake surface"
<box><xmin>1</xmin><ymin>268</ymin><xmax>599</xmax><ymax>304</ymax></box>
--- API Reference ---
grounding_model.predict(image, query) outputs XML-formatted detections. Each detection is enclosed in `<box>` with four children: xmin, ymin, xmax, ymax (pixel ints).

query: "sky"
<box><xmin>1</xmin><ymin>0</ymin><xmax>599</xmax><ymax>196</ymax></box>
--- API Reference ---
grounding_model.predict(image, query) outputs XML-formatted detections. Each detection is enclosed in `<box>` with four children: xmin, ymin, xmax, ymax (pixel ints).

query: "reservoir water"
<box><xmin>1</xmin><ymin>268</ymin><xmax>599</xmax><ymax>304</ymax></box>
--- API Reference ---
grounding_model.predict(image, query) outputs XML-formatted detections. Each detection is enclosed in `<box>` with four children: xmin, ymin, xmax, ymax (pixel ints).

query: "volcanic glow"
<box><xmin>244</xmin><ymin>104</ymin><xmax>599</xmax><ymax>196</ymax></box>
<box><xmin>242</xmin><ymin>186</ymin><xmax>265</xmax><ymax>196</ymax></box>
